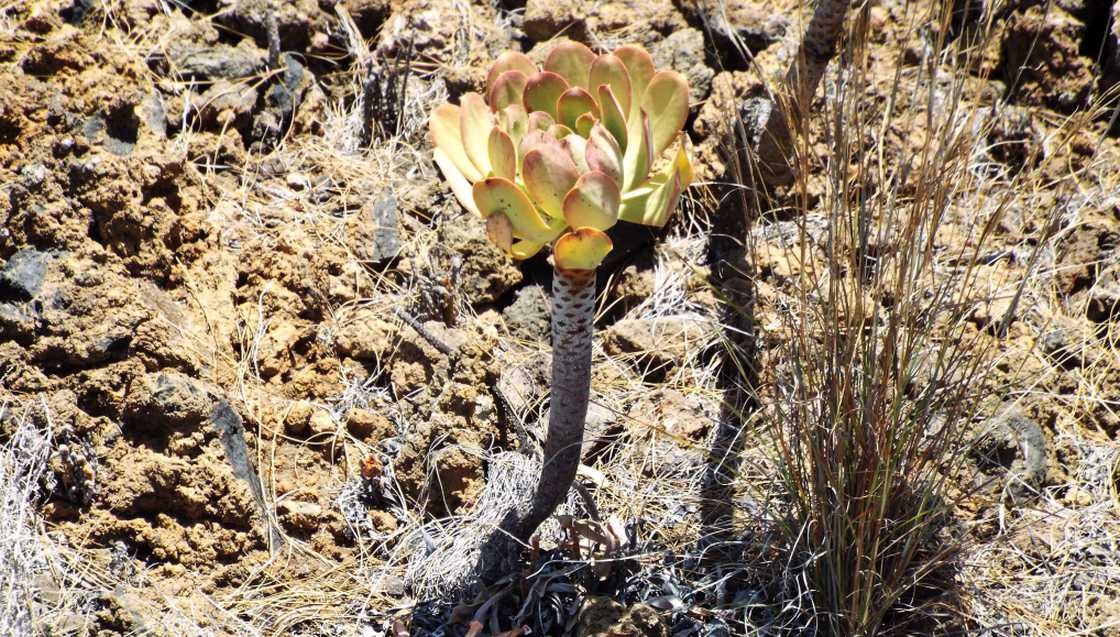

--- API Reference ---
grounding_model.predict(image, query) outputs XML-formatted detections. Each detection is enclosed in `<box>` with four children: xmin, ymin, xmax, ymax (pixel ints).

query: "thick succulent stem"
<box><xmin>473</xmin><ymin>267</ymin><xmax>596</xmax><ymax>585</ymax></box>
<box><xmin>514</xmin><ymin>267</ymin><xmax>595</xmax><ymax>539</ymax></box>
<box><xmin>752</xmin><ymin>0</ymin><xmax>852</xmax><ymax>186</ymax></box>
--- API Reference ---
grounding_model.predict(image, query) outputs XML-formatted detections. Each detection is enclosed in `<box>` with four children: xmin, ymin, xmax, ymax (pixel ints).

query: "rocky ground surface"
<box><xmin>1</xmin><ymin>0</ymin><xmax>1119</xmax><ymax>635</ymax></box>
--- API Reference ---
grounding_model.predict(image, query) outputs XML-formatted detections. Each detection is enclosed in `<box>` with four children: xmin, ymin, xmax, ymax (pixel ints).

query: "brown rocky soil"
<box><xmin>2</xmin><ymin>0</ymin><xmax>1119</xmax><ymax>635</ymax></box>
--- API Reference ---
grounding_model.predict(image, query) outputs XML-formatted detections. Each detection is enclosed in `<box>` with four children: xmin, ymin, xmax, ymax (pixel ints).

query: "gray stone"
<box><xmin>128</xmin><ymin>371</ymin><xmax>213</xmax><ymax>430</ymax></box>
<box><xmin>211</xmin><ymin>401</ymin><xmax>282</xmax><ymax>550</ymax></box>
<box><xmin>369</xmin><ymin>195</ymin><xmax>402</xmax><ymax>263</ymax></box>
<box><xmin>194</xmin><ymin>80</ymin><xmax>260</xmax><ymax>128</ymax></box>
<box><xmin>970</xmin><ymin>404</ymin><xmax>1048</xmax><ymax>501</ymax></box>
<box><xmin>681</xmin><ymin>0</ymin><xmax>790</xmax><ymax>63</ymax></box>
<box><xmin>1039</xmin><ymin>321</ymin><xmax>1099</xmax><ymax>368</ymax></box>
<box><xmin>19</xmin><ymin>163</ymin><xmax>49</xmax><ymax>189</ymax></box>
<box><xmin>603</xmin><ymin>317</ymin><xmax>709</xmax><ymax>379</ymax></box>
<box><xmin>648</xmin><ymin>28</ymin><xmax>714</xmax><ymax>104</ymax></box>
<box><xmin>253</xmin><ymin>53</ymin><xmax>306</xmax><ymax>141</ymax></box>
<box><xmin>215</xmin><ymin>0</ymin><xmax>321</xmax><ymax>51</ymax></box>
<box><xmin>1</xmin><ymin>249</ymin><xmax>52</xmax><ymax>301</ymax></box>
<box><xmin>502</xmin><ymin>284</ymin><xmax>550</xmax><ymax>342</ymax></box>
<box><xmin>168</xmin><ymin>43</ymin><xmax>265</xmax><ymax>80</ymax></box>
<box><xmin>0</xmin><ymin>302</ymin><xmax>37</xmax><ymax>339</ymax></box>
<box><xmin>140</xmin><ymin>93</ymin><xmax>167</xmax><ymax>138</ymax></box>
<box><xmin>1087</xmin><ymin>283</ymin><xmax>1120</xmax><ymax>324</ymax></box>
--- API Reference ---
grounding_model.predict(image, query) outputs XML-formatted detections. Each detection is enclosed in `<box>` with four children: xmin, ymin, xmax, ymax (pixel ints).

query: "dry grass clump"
<box><xmin>724</xmin><ymin>1</ymin><xmax>1092</xmax><ymax>633</ymax></box>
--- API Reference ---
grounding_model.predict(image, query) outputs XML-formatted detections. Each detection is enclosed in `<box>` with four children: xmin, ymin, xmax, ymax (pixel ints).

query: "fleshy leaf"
<box><xmin>562</xmin><ymin>133</ymin><xmax>589</xmax><ymax>173</ymax></box>
<box><xmin>522</xmin><ymin>142</ymin><xmax>581</xmax><ymax>218</ymax></box>
<box><xmin>622</xmin><ymin>109</ymin><xmax>653</xmax><ymax>191</ymax></box>
<box><xmin>613</xmin><ymin>44</ymin><xmax>655</xmax><ymax>119</ymax></box>
<box><xmin>589</xmin><ymin>54</ymin><xmax>633</xmax><ymax>116</ymax></box>
<box><xmin>641</xmin><ymin>70</ymin><xmax>689</xmax><ymax>157</ymax></box>
<box><xmin>563</xmin><ymin>171</ymin><xmax>621</xmax><ymax>231</ymax></box>
<box><xmin>544</xmin><ymin>41</ymin><xmax>596</xmax><ymax>89</ymax></box>
<box><xmin>523</xmin><ymin>71</ymin><xmax>569</xmax><ymax>120</ymax></box>
<box><xmin>574</xmin><ymin>112</ymin><xmax>596</xmax><ymax>137</ymax></box>
<box><xmin>473</xmin><ymin>177</ymin><xmax>559</xmax><ymax>243</ymax></box>
<box><xmin>511</xmin><ymin>240</ymin><xmax>545</xmax><ymax>260</ymax></box>
<box><xmin>670</xmin><ymin>134</ymin><xmax>695</xmax><ymax>188</ymax></box>
<box><xmin>488</xmin><ymin>70</ymin><xmax>529</xmax><ymax>112</ymax></box>
<box><xmin>553</xmin><ymin>227</ymin><xmax>613</xmax><ymax>272</ymax></box>
<box><xmin>597</xmin><ymin>84</ymin><xmax>628</xmax><ymax>151</ymax></box>
<box><xmin>527</xmin><ymin>110</ymin><xmax>555</xmax><ymax>131</ymax></box>
<box><xmin>642</xmin><ymin>172</ymin><xmax>683</xmax><ymax>228</ymax></box>
<box><xmin>617</xmin><ymin>183</ymin><xmax>654</xmax><ymax>224</ymax></box>
<box><xmin>486</xmin><ymin>212</ymin><xmax>513</xmax><ymax>252</ymax></box>
<box><xmin>433</xmin><ymin>148</ymin><xmax>479</xmax><ymax>215</ymax></box>
<box><xmin>488</xmin><ymin>127</ymin><xmax>517</xmax><ymax>180</ymax></box>
<box><xmin>517</xmin><ymin>129</ymin><xmax>553</xmax><ymax>166</ymax></box>
<box><xmin>548</xmin><ymin>123</ymin><xmax>573</xmax><ymax>139</ymax></box>
<box><xmin>585</xmin><ymin>124</ymin><xmax>623</xmax><ymax>185</ymax></box>
<box><xmin>499</xmin><ymin>104</ymin><xmax>529</xmax><ymax>146</ymax></box>
<box><xmin>618</xmin><ymin>164</ymin><xmax>684</xmax><ymax>228</ymax></box>
<box><xmin>557</xmin><ymin>87</ymin><xmax>600</xmax><ymax>131</ymax></box>
<box><xmin>460</xmin><ymin>93</ymin><xmax>494</xmax><ymax>175</ymax></box>
<box><xmin>486</xmin><ymin>52</ymin><xmax>537</xmax><ymax>97</ymax></box>
<box><xmin>429</xmin><ymin>104</ymin><xmax>483</xmax><ymax>182</ymax></box>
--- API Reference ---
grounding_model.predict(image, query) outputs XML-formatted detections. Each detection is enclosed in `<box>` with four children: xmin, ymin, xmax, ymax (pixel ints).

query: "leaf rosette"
<box><xmin>429</xmin><ymin>42</ymin><xmax>693</xmax><ymax>272</ymax></box>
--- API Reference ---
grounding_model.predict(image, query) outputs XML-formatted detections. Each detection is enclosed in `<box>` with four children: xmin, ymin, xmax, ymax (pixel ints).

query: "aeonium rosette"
<box><xmin>428</xmin><ymin>41</ymin><xmax>694</xmax><ymax>273</ymax></box>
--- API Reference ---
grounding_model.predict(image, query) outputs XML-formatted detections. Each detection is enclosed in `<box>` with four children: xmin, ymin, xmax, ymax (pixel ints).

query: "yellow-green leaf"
<box><xmin>486</xmin><ymin>51</ymin><xmax>537</xmax><ymax>97</ymax></box>
<box><xmin>488</xmin><ymin>127</ymin><xmax>516</xmax><ymax>180</ymax></box>
<box><xmin>554</xmin><ymin>227</ymin><xmax>613</xmax><ymax>272</ymax></box>
<box><xmin>473</xmin><ymin>177</ymin><xmax>559</xmax><ymax>243</ymax></box>
<box><xmin>522</xmin><ymin>142</ymin><xmax>580</xmax><ymax>218</ymax></box>
<box><xmin>548</xmin><ymin>123</ymin><xmax>573</xmax><ymax>139</ymax></box>
<box><xmin>557</xmin><ymin>87</ymin><xmax>600</xmax><ymax>131</ymax></box>
<box><xmin>527</xmin><ymin>110</ymin><xmax>554</xmax><ymax>131</ymax></box>
<box><xmin>544</xmin><ymin>41</ymin><xmax>596</xmax><ymax>89</ymax></box>
<box><xmin>499</xmin><ymin>104</ymin><xmax>528</xmax><ymax>146</ymax></box>
<box><xmin>563</xmin><ymin>170</ymin><xmax>621</xmax><ymax>231</ymax></box>
<box><xmin>641</xmin><ymin>70</ymin><xmax>689</xmax><ymax>157</ymax></box>
<box><xmin>618</xmin><ymin>169</ymin><xmax>682</xmax><ymax>228</ymax></box>
<box><xmin>517</xmin><ymin>129</ymin><xmax>552</xmax><ymax>168</ymax></box>
<box><xmin>488</xmin><ymin>70</ymin><xmax>528</xmax><ymax>112</ymax></box>
<box><xmin>622</xmin><ymin>109</ymin><xmax>652</xmax><ymax>191</ymax></box>
<box><xmin>597</xmin><ymin>84</ymin><xmax>628</xmax><ymax>151</ymax></box>
<box><xmin>511</xmin><ymin>239</ymin><xmax>545</xmax><ymax>260</ymax></box>
<box><xmin>613</xmin><ymin>44</ymin><xmax>654</xmax><ymax>119</ymax></box>
<box><xmin>574</xmin><ymin>112</ymin><xmax>596</xmax><ymax>137</ymax></box>
<box><xmin>589</xmin><ymin>53</ymin><xmax>632</xmax><ymax>116</ymax></box>
<box><xmin>523</xmin><ymin>71</ymin><xmax>569</xmax><ymax>120</ymax></box>
<box><xmin>433</xmin><ymin>147</ymin><xmax>479</xmax><ymax>215</ymax></box>
<box><xmin>429</xmin><ymin>104</ymin><xmax>482</xmax><ymax>182</ymax></box>
<box><xmin>562</xmin><ymin>133</ymin><xmax>589</xmax><ymax>173</ymax></box>
<box><xmin>460</xmin><ymin>92</ymin><xmax>494</xmax><ymax>175</ymax></box>
<box><xmin>585</xmin><ymin>123</ymin><xmax>623</xmax><ymax>185</ymax></box>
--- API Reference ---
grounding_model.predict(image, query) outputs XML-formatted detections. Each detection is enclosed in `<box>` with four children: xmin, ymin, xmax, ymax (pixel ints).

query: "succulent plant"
<box><xmin>429</xmin><ymin>41</ymin><xmax>693</xmax><ymax>271</ymax></box>
<box><xmin>427</xmin><ymin>43</ymin><xmax>692</xmax><ymax>585</ymax></box>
